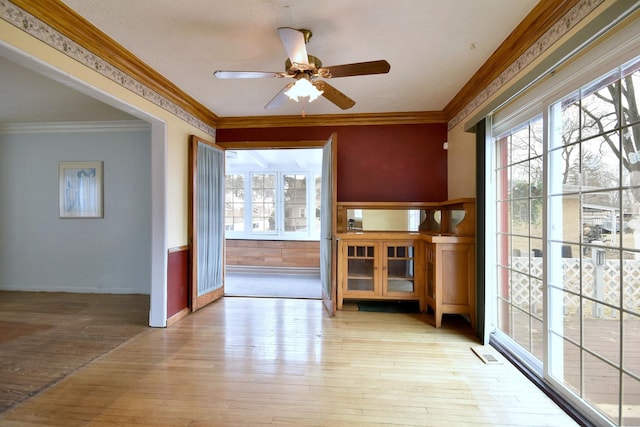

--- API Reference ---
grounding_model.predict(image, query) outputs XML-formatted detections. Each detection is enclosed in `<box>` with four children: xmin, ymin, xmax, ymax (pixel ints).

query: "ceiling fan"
<box><xmin>213</xmin><ymin>27</ymin><xmax>390</xmax><ymax>111</ymax></box>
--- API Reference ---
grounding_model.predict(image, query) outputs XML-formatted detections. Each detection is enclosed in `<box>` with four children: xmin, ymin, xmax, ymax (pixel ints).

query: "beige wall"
<box><xmin>445</xmin><ymin>1</ymin><xmax>618</xmax><ymax>200</ymax></box>
<box><xmin>1</xmin><ymin>19</ymin><xmax>212</xmax><ymax>248</ymax></box>
<box><xmin>446</xmin><ymin>125</ymin><xmax>476</xmax><ymax>199</ymax></box>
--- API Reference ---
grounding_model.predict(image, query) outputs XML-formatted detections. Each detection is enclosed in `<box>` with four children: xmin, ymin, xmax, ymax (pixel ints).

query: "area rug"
<box><xmin>357</xmin><ymin>300</ymin><xmax>421</xmax><ymax>313</ymax></box>
<box><xmin>225</xmin><ymin>272</ymin><xmax>322</xmax><ymax>299</ymax></box>
<box><xmin>0</xmin><ymin>292</ymin><xmax>149</xmax><ymax>413</ymax></box>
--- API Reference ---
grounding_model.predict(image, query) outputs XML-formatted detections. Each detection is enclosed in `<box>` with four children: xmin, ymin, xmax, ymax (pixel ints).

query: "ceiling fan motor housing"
<box><xmin>285</xmin><ymin>55</ymin><xmax>322</xmax><ymax>75</ymax></box>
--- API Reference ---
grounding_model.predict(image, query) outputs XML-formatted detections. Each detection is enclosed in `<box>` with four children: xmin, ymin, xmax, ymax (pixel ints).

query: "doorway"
<box><xmin>223</xmin><ymin>147</ymin><xmax>322</xmax><ymax>299</ymax></box>
<box><xmin>0</xmin><ymin>43</ymin><xmax>167</xmax><ymax>327</ymax></box>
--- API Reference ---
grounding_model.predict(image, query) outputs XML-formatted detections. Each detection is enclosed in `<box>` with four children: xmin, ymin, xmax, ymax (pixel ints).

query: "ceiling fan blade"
<box><xmin>265</xmin><ymin>83</ymin><xmax>294</xmax><ymax>110</ymax></box>
<box><xmin>314</xmin><ymin>81</ymin><xmax>355</xmax><ymax>110</ymax></box>
<box><xmin>320</xmin><ymin>60</ymin><xmax>390</xmax><ymax>78</ymax></box>
<box><xmin>214</xmin><ymin>70</ymin><xmax>281</xmax><ymax>79</ymax></box>
<box><xmin>278</xmin><ymin>27</ymin><xmax>309</xmax><ymax>66</ymax></box>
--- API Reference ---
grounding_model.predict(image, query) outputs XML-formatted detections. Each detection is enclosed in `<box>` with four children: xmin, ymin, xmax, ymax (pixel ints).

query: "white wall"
<box><xmin>0</xmin><ymin>124</ymin><xmax>151</xmax><ymax>294</ymax></box>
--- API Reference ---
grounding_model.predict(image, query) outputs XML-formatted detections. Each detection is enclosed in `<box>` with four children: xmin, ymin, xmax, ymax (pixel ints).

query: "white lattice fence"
<box><xmin>509</xmin><ymin>257</ymin><xmax>640</xmax><ymax>319</ymax></box>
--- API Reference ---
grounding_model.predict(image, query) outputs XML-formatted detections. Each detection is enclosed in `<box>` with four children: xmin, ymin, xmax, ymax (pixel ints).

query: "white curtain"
<box><xmin>197</xmin><ymin>142</ymin><xmax>224</xmax><ymax>296</ymax></box>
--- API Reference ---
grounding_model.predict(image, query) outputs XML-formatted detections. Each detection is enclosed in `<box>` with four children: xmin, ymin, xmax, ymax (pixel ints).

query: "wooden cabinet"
<box><xmin>337</xmin><ymin>235</ymin><xmax>424</xmax><ymax>310</ymax></box>
<box><xmin>424</xmin><ymin>236</ymin><xmax>475</xmax><ymax>328</ymax></box>
<box><xmin>335</xmin><ymin>199</ymin><xmax>475</xmax><ymax>329</ymax></box>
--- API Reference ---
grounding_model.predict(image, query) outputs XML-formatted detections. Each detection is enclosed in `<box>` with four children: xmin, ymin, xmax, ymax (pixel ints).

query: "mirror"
<box><xmin>347</xmin><ymin>209</ymin><xmax>424</xmax><ymax>232</ymax></box>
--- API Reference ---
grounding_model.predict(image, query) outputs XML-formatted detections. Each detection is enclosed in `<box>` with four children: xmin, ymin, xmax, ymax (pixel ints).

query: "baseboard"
<box><xmin>226</xmin><ymin>266</ymin><xmax>320</xmax><ymax>276</ymax></box>
<box><xmin>167</xmin><ymin>307</ymin><xmax>190</xmax><ymax>327</ymax></box>
<box><xmin>0</xmin><ymin>285</ymin><xmax>149</xmax><ymax>294</ymax></box>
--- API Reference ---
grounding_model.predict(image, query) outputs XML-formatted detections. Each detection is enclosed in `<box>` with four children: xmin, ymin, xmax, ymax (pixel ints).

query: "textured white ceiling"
<box><xmin>52</xmin><ymin>0</ymin><xmax>538</xmax><ymax>118</ymax></box>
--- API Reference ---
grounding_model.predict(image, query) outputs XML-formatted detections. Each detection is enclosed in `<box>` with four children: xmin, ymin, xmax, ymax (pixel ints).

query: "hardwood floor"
<box><xmin>0</xmin><ymin>296</ymin><xmax>578</xmax><ymax>426</ymax></box>
<box><xmin>0</xmin><ymin>291</ymin><xmax>150</xmax><ymax>413</ymax></box>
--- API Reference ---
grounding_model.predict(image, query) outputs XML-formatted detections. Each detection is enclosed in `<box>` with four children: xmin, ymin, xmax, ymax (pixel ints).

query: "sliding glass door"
<box><xmin>490</xmin><ymin>53</ymin><xmax>640</xmax><ymax>426</ymax></box>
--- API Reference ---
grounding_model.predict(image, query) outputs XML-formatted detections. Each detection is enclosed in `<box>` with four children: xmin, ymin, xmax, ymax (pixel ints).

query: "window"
<box><xmin>284</xmin><ymin>174</ymin><xmax>307</xmax><ymax>232</ymax></box>
<box><xmin>225</xmin><ymin>149</ymin><xmax>322</xmax><ymax>240</ymax></box>
<box><xmin>225</xmin><ymin>174</ymin><xmax>244</xmax><ymax>232</ymax></box>
<box><xmin>491</xmin><ymin>51</ymin><xmax>640</xmax><ymax>427</ymax></box>
<box><xmin>495</xmin><ymin>115</ymin><xmax>545</xmax><ymax>363</ymax></box>
<box><xmin>251</xmin><ymin>173</ymin><xmax>276</xmax><ymax>233</ymax></box>
<box><xmin>546</xmin><ymin>59</ymin><xmax>640</xmax><ymax>426</ymax></box>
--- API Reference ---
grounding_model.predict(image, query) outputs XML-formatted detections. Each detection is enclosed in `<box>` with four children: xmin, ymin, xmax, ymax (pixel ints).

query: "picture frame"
<box><xmin>59</xmin><ymin>161</ymin><xmax>103</xmax><ymax>218</ymax></box>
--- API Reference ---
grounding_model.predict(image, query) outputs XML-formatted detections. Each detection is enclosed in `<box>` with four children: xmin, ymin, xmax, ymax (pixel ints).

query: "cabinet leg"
<box><xmin>434</xmin><ymin>310</ymin><xmax>442</xmax><ymax>328</ymax></box>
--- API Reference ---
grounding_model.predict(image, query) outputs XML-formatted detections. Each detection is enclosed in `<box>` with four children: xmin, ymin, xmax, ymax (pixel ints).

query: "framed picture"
<box><xmin>59</xmin><ymin>161</ymin><xmax>103</xmax><ymax>218</ymax></box>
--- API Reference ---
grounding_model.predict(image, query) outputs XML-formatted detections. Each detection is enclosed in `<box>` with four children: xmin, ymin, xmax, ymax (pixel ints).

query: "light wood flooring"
<box><xmin>0</xmin><ymin>294</ymin><xmax>579</xmax><ymax>426</ymax></box>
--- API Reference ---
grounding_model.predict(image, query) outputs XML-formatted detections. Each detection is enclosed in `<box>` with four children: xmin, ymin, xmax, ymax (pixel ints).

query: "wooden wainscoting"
<box><xmin>167</xmin><ymin>245</ymin><xmax>189</xmax><ymax>325</ymax></box>
<box><xmin>226</xmin><ymin>240</ymin><xmax>320</xmax><ymax>269</ymax></box>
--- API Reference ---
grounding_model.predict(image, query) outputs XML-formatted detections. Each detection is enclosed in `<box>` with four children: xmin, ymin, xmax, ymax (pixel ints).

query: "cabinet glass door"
<box><xmin>386</xmin><ymin>244</ymin><xmax>415</xmax><ymax>293</ymax></box>
<box><xmin>346</xmin><ymin>244</ymin><xmax>376</xmax><ymax>291</ymax></box>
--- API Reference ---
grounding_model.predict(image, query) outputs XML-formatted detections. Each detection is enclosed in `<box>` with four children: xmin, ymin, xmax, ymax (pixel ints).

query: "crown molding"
<box><xmin>215</xmin><ymin>111</ymin><xmax>448</xmax><ymax>129</ymax></box>
<box><xmin>3</xmin><ymin>0</ymin><xmax>600</xmax><ymax>133</ymax></box>
<box><xmin>0</xmin><ymin>120</ymin><xmax>150</xmax><ymax>134</ymax></box>
<box><xmin>445</xmin><ymin>0</ymin><xmax>603</xmax><ymax>129</ymax></box>
<box><xmin>4</xmin><ymin>0</ymin><xmax>218</xmax><ymax>135</ymax></box>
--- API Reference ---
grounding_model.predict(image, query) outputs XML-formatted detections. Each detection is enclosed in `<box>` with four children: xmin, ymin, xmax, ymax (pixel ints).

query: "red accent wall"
<box><xmin>167</xmin><ymin>247</ymin><xmax>189</xmax><ymax>318</ymax></box>
<box><xmin>217</xmin><ymin>123</ymin><xmax>448</xmax><ymax>202</ymax></box>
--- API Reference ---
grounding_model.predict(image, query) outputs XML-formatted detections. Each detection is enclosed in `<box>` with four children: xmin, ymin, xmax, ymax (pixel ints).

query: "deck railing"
<box><xmin>509</xmin><ymin>257</ymin><xmax>640</xmax><ymax>319</ymax></box>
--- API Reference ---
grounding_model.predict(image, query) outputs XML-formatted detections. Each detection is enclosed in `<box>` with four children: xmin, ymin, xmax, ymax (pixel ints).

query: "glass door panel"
<box><xmin>386</xmin><ymin>244</ymin><xmax>415</xmax><ymax>293</ymax></box>
<box><xmin>346</xmin><ymin>244</ymin><xmax>375</xmax><ymax>291</ymax></box>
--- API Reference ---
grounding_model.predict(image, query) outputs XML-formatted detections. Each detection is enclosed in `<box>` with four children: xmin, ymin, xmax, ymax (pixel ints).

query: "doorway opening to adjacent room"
<box><xmin>224</xmin><ymin>147</ymin><xmax>323</xmax><ymax>299</ymax></box>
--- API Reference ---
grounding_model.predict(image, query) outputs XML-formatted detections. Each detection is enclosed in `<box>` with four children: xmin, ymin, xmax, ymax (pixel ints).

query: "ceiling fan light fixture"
<box><xmin>285</xmin><ymin>74</ymin><xmax>323</xmax><ymax>103</ymax></box>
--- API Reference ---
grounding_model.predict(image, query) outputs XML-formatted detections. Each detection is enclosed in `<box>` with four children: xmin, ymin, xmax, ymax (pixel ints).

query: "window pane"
<box><xmin>559</xmin><ymin>290</ymin><xmax>581</xmax><ymax>344</ymax></box>
<box><xmin>549</xmin><ymin>194</ymin><xmax>581</xmax><ymax>244</ymax></box>
<box><xmin>251</xmin><ymin>173</ymin><xmax>275</xmax><ymax>232</ymax></box>
<box><xmin>511</xmin><ymin>272</ymin><xmax>529</xmax><ymax>312</ymax></box>
<box><xmin>555</xmin><ymin>337</ymin><xmax>581</xmax><ymax>396</ymax></box>
<box><xmin>284</xmin><ymin>174</ymin><xmax>307</xmax><ymax>232</ymax></box>
<box><xmin>583</xmin><ymin>191</ymin><xmax>622</xmax><ymax>248</ymax></box>
<box><xmin>497</xmin><ymin>266</ymin><xmax>511</xmax><ymax>302</ymax></box>
<box><xmin>551</xmin><ymin>91</ymin><xmax>581</xmax><ymax>149</ymax></box>
<box><xmin>510</xmin><ymin>125</ymin><xmax>530</xmax><ymax>164</ymax></box>
<box><xmin>623</xmin><ymin>312</ymin><xmax>640</xmax><ymax>378</ymax></box>
<box><xmin>581</xmin><ymin>71</ymin><xmax>619</xmax><ymax>139</ymax></box>
<box><xmin>547</xmin><ymin>243</ymin><xmax>579</xmax><ymax>293</ymax></box>
<box><xmin>225</xmin><ymin>174</ymin><xmax>244</xmax><ymax>231</ymax></box>
<box><xmin>582</xmin><ymin>132</ymin><xmax>620</xmax><ymax>190</ymax></box>
<box><xmin>622</xmin><ymin>252</ymin><xmax>640</xmax><ymax>315</ymax></box>
<box><xmin>511</xmin><ymin>199</ymin><xmax>530</xmax><ymax>236</ymax></box>
<box><xmin>531</xmin><ymin>317</ymin><xmax>544</xmax><ymax>362</ymax></box>
<box><xmin>512</xmin><ymin>307</ymin><xmax>531</xmax><ymax>352</ymax></box>
<box><xmin>549</xmin><ymin>144</ymin><xmax>581</xmax><ymax>194</ymax></box>
<box><xmin>584</xmin><ymin>351</ymin><xmax>620</xmax><ymax>426</ymax></box>
<box><xmin>530</xmin><ymin>118</ymin><xmax>544</xmax><ymax>158</ymax></box>
<box><xmin>531</xmin><ymin>278</ymin><xmax>543</xmax><ymax>318</ymax></box>
<box><xmin>622</xmin><ymin>124</ymin><xmax>640</xmax><ymax>187</ymax></box>
<box><xmin>622</xmin><ymin>372</ymin><xmax>640</xmax><ymax>427</ymax></box>
<box><xmin>583</xmin><ymin>304</ymin><xmax>620</xmax><ymax>366</ymax></box>
<box><xmin>497</xmin><ymin>298</ymin><xmax>513</xmax><ymax>335</ymax></box>
<box><xmin>496</xmin><ymin>201</ymin><xmax>510</xmax><ymax>234</ymax></box>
